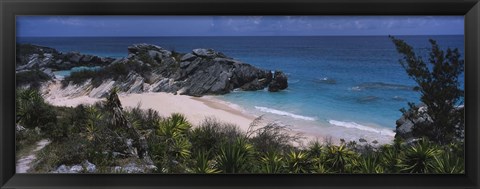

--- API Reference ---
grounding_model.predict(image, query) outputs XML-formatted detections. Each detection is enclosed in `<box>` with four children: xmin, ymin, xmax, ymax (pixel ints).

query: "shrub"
<box><xmin>16</xmin><ymin>70</ymin><xmax>52</xmax><ymax>89</ymax></box>
<box><xmin>16</xmin><ymin>89</ymin><xmax>57</xmax><ymax>133</ymax></box>
<box><xmin>285</xmin><ymin>150</ymin><xmax>311</xmax><ymax>173</ymax></box>
<box><xmin>190</xmin><ymin>150</ymin><xmax>220</xmax><ymax>174</ymax></box>
<box><xmin>248</xmin><ymin>121</ymin><xmax>300</xmax><ymax>154</ymax></box>
<box><xmin>259</xmin><ymin>151</ymin><xmax>284</xmax><ymax>173</ymax></box>
<box><xmin>390</xmin><ymin>36</ymin><xmax>465</xmax><ymax>144</ymax></box>
<box><xmin>216</xmin><ymin>138</ymin><xmax>254</xmax><ymax>173</ymax></box>
<box><xmin>189</xmin><ymin>118</ymin><xmax>244</xmax><ymax>157</ymax></box>
<box><xmin>397</xmin><ymin>139</ymin><xmax>441</xmax><ymax>173</ymax></box>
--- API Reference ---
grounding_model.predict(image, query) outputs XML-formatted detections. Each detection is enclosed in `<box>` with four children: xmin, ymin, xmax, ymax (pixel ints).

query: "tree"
<box><xmin>390</xmin><ymin>36</ymin><xmax>464</xmax><ymax>144</ymax></box>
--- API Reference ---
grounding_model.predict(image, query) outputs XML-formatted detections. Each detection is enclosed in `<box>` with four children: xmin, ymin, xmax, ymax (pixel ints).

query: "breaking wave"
<box><xmin>255</xmin><ymin>106</ymin><xmax>316</xmax><ymax>121</ymax></box>
<box><xmin>328</xmin><ymin>120</ymin><xmax>395</xmax><ymax>136</ymax></box>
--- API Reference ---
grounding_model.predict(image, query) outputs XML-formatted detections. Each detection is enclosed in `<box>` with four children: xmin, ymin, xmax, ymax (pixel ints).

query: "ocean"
<box><xmin>17</xmin><ymin>35</ymin><xmax>465</xmax><ymax>143</ymax></box>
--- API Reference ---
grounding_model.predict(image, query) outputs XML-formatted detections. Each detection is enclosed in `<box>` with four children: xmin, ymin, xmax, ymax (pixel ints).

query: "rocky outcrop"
<box><xmin>268</xmin><ymin>71</ymin><xmax>288</xmax><ymax>92</ymax></box>
<box><xmin>35</xmin><ymin>43</ymin><xmax>288</xmax><ymax>97</ymax></box>
<box><xmin>106</xmin><ymin>89</ymin><xmax>151</xmax><ymax>161</ymax></box>
<box><xmin>52</xmin><ymin>159</ymin><xmax>157</xmax><ymax>173</ymax></box>
<box><xmin>395</xmin><ymin>104</ymin><xmax>464</xmax><ymax>143</ymax></box>
<box><xmin>16</xmin><ymin>44</ymin><xmax>114</xmax><ymax>72</ymax></box>
<box><xmin>53</xmin><ymin>160</ymin><xmax>96</xmax><ymax>173</ymax></box>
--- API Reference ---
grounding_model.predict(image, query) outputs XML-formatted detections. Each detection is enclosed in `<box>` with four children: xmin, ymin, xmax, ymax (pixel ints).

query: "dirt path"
<box><xmin>16</xmin><ymin>139</ymin><xmax>50</xmax><ymax>173</ymax></box>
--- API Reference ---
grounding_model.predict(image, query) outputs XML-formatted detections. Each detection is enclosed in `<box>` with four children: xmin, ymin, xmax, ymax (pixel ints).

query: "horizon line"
<box><xmin>17</xmin><ymin>34</ymin><xmax>465</xmax><ymax>38</ymax></box>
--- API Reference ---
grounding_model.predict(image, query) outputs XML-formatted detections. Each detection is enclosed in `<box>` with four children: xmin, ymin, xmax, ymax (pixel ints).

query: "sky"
<box><xmin>16</xmin><ymin>16</ymin><xmax>464</xmax><ymax>37</ymax></box>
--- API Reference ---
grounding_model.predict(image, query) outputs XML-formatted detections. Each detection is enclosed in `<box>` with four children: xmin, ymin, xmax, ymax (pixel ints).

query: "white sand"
<box><xmin>119</xmin><ymin>92</ymin><xmax>256</xmax><ymax>131</ymax></box>
<box><xmin>45</xmin><ymin>91</ymin><xmax>256</xmax><ymax>132</ymax></box>
<box><xmin>42</xmin><ymin>80</ymin><xmax>335</xmax><ymax>146</ymax></box>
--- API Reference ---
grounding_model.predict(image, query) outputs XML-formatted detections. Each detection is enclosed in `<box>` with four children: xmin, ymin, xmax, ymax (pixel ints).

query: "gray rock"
<box><xmin>192</xmin><ymin>48</ymin><xmax>219</xmax><ymax>58</ymax></box>
<box><xmin>123</xmin><ymin>163</ymin><xmax>144</xmax><ymax>173</ymax></box>
<box><xmin>128</xmin><ymin>44</ymin><xmax>166</xmax><ymax>55</ymax></box>
<box><xmin>19</xmin><ymin>43</ymin><xmax>288</xmax><ymax>97</ymax></box>
<box><xmin>81</xmin><ymin>55</ymin><xmax>94</xmax><ymax>62</ymax></box>
<box><xmin>16</xmin><ymin>124</ymin><xmax>26</xmax><ymax>132</ymax></box>
<box><xmin>53</xmin><ymin>164</ymin><xmax>82</xmax><ymax>173</ymax></box>
<box><xmin>180</xmin><ymin>53</ymin><xmax>197</xmax><ymax>62</ymax></box>
<box><xmin>41</xmin><ymin>68</ymin><xmax>55</xmax><ymax>78</ymax></box>
<box><xmin>70</xmin><ymin>165</ymin><xmax>83</xmax><ymax>173</ymax></box>
<box><xmin>268</xmin><ymin>71</ymin><xmax>288</xmax><ymax>92</ymax></box>
<box><xmin>395</xmin><ymin>104</ymin><xmax>464</xmax><ymax>143</ymax></box>
<box><xmin>83</xmin><ymin>160</ymin><xmax>96</xmax><ymax>173</ymax></box>
<box><xmin>54</xmin><ymin>165</ymin><xmax>69</xmax><ymax>173</ymax></box>
<box><xmin>65</xmin><ymin>52</ymin><xmax>82</xmax><ymax>63</ymax></box>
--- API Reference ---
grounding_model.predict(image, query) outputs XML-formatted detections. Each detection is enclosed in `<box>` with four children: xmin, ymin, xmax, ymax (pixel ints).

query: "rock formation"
<box><xmin>16</xmin><ymin>44</ymin><xmax>114</xmax><ymax>73</ymax></box>
<box><xmin>395</xmin><ymin>104</ymin><xmax>465</xmax><ymax>143</ymax></box>
<box><xmin>17</xmin><ymin>43</ymin><xmax>288</xmax><ymax>97</ymax></box>
<box><xmin>268</xmin><ymin>71</ymin><xmax>288</xmax><ymax>92</ymax></box>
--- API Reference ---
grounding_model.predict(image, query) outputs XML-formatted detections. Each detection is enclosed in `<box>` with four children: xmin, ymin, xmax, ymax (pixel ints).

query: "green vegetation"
<box><xmin>16</xmin><ymin>88</ymin><xmax>464</xmax><ymax>174</ymax></box>
<box><xmin>16</xmin><ymin>38</ymin><xmax>464</xmax><ymax>174</ymax></box>
<box><xmin>390</xmin><ymin>36</ymin><xmax>465</xmax><ymax>145</ymax></box>
<box><xmin>16</xmin><ymin>70</ymin><xmax>52</xmax><ymax>89</ymax></box>
<box><xmin>62</xmin><ymin>61</ymin><xmax>151</xmax><ymax>88</ymax></box>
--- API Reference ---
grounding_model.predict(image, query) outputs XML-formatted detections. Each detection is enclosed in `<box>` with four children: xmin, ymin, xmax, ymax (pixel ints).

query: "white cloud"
<box><xmin>47</xmin><ymin>17</ymin><xmax>84</xmax><ymax>26</ymax></box>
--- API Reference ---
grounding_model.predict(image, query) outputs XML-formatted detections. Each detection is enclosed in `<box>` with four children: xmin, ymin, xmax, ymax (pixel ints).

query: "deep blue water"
<box><xmin>17</xmin><ymin>36</ymin><xmax>464</xmax><ymax>141</ymax></box>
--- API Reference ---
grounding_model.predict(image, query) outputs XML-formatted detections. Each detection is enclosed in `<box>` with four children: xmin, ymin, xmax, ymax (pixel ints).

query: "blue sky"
<box><xmin>16</xmin><ymin>16</ymin><xmax>464</xmax><ymax>37</ymax></box>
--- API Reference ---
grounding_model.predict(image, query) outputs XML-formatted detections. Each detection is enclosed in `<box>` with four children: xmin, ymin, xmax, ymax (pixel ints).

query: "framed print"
<box><xmin>1</xmin><ymin>0</ymin><xmax>479</xmax><ymax>188</ymax></box>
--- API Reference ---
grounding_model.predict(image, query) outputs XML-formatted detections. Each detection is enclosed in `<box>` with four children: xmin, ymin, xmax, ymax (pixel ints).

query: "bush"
<box><xmin>247</xmin><ymin>120</ymin><xmax>300</xmax><ymax>154</ymax></box>
<box><xmin>62</xmin><ymin>60</ymin><xmax>152</xmax><ymax>88</ymax></box>
<box><xmin>16</xmin><ymin>89</ymin><xmax>57</xmax><ymax>133</ymax></box>
<box><xmin>33</xmin><ymin>136</ymin><xmax>89</xmax><ymax>172</ymax></box>
<box><xmin>61</xmin><ymin>70</ymin><xmax>98</xmax><ymax>86</ymax></box>
<box><xmin>16</xmin><ymin>70</ymin><xmax>52</xmax><ymax>89</ymax></box>
<box><xmin>189</xmin><ymin>118</ymin><xmax>244</xmax><ymax>157</ymax></box>
<box><xmin>390</xmin><ymin>36</ymin><xmax>465</xmax><ymax>144</ymax></box>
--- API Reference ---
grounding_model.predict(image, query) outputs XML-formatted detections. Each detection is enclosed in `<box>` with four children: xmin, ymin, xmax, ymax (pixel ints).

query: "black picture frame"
<box><xmin>1</xmin><ymin>0</ymin><xmax>479</xmax><ymax>188</ymax></box>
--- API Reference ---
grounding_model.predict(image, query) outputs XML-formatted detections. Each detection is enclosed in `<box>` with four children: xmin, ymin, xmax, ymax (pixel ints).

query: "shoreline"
<box><xmin>43</xmin><ymin>81</ymin><xmax>393</xmax><ymax>146</ymax></box>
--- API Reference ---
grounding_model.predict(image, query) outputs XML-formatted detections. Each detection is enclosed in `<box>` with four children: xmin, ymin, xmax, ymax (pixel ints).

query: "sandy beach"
<box><xmin>120</xmin><ymin>92</ymin><xmax>257</xmax><ymax>131</ymax></box>
<box><xmin>46</xmin><ymin>91</ymin><xmax>255</xmax><ymax>131</ymax></box>
<box><xmin>43</xmin><ymin>81</ymin><xmax>325</xmax><ymax>145</ymax></box>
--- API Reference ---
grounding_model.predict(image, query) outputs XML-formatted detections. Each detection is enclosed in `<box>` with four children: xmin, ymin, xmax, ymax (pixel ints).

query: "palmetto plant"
<box><xmin>259</xmin><ymin>151</ymin><xmax>284</xmax><ymax>173</ymax></box>
<box><xmin>357</xmin><ymin>155</ymin><xmax>384</xmax><ymax>173</ymax></box>
<box><xmin>311</xmin><ymin>157</ymin><xmax>331</xmax><ymax>174</ymax></box>
<box><xmin>379</xmin><ymin>145</ymin><xmax>400</xmax><ymax>173</ymax></box>
<box><xmin>84</xmin><ymin>106</ymin><xmax>104</xmax><ymax>142</ymax></box>
<box><xmin>190</xmin><ymin>150</ymin><xmax>220</xmax><ymax>174</ymax></box>
<box><xmin>157</xmin><ymin>113</ymin><xmax>191</xmax><ymax>139</ymax></box>
<box><xmin>170</xmin><ymin>136</ymin><xmax>192</xmax><ymax>160</ymax></box>
<box><xmin>286</xmin><ymin>150</ymin><xmax>310</xmax><ymax>173</ymax></box>
<box><xmin>154</xmin><ymin>113</ymin><xmax>192</xmax><ymax>173</ymax></box>
<box><xmin>16</xmin><ymin>89</ymin><xmax>50</xmax><ymax>127</ymax></box>
<box><xmin>431</xmin><ymin>151</ymin><xmax>464</xmax><ymax>174</ymax></box>
<box><xmin>216</xmin><ymin>138</ymin><xmax>253</xmax><ymax>173</ymax></box>
<box><xmin>307</xmin><ymin>140</ymin><xmax>323</xmax><ymax>158</ymax></box>
<box><xmin>323</xmin><ymin>144</ymin><xmax>358</xmax><ymax>173</ymax></box>
<box><xmin>398</xmin><ymin>139</ymin><xmax>441</xmax><ymax>173</ymax></box>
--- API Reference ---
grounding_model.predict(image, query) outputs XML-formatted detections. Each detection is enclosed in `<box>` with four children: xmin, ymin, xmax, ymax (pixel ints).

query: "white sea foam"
<box><xmin>328</xmin><ymin>120</ymin><xmax>395</xmax><ymax>137</ymax></box>
<box><xmin>255</xmin><ymin>106</ymin><xmax>316</xmax><ymax>121</ymax></box>
<box><xmin>349</xmin><ymin>86</ymin><xmax>362</xmax><ymax>91</ymax></box>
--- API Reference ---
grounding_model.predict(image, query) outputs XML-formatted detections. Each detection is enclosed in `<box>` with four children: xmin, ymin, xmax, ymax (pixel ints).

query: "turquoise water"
<box><xmin>18</xmin><ymin>36</ymin><xmax>464</xmax><ymax>142</ymax></box>
<box><xmin>53</xmin><ymin>66</ymin><xmax>102</xmax><ymax>78</ymax></box>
